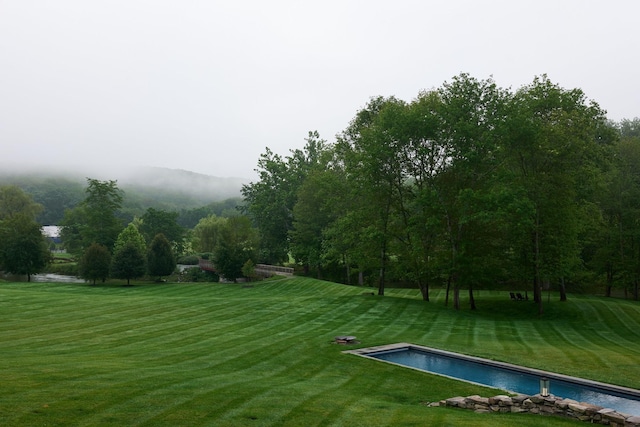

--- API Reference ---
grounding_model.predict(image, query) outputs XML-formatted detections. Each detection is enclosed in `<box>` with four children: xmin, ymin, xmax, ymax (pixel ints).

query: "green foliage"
<box><xmin>82</xmin><ymin>179</ymin><xmax>124</xmax><ymax>248</ymax></box>
<box><xmin>192</xmin><ymin>214</ymin><xmax>226</xmax><ymax>253</ymax></box>
<box><xmin>178</xmin><ymin>266</ymin><xmax>218</xmax><ymax>282</ymax></box>
<box><xmin>113</xmin><ymin>222</ymin><xmax>147</xmax><ymax>255</ymax></box>
<box><xmin>176</xmin><ymin>254</ymin><xmax>199</xmax><ymax>265</ymax></box>
<box><xmin>0</xmin><ymin>185</ymin><xmax>43</xmax><ymax>221</ymax></box>
<box><xmin>241</xmin><ymin>259</ymin><xmax>256</xmax><ymax>281</ymax></box>
<box><xmin>147</xmin><ymin>233</ymin><xmax>176</xmax><ymax>280</ymax></box>
<box><xmin>0</xmin><ymin>215</ymin><xmax>51</xmax><ymax>281</ymax></box>
<box><xmin>110</xmin><ymin>242</ymin><xmax>146</xmax><ymax>285</ymax></box>
<box><xmin>60</xmin><ymin>178</ymin><xmax>125</xmax><ymax>254</ymax></box>
<box><xmin>79</xmin><ymin>243</ymin><xmax>111</xmax><ymax>285</ymax></box>
<box><xmin>0</xmin><ymin>187</ymin><xmax>50</xmax><ymax>278</ymax></box>
<box><xmin>139</xmin><ymin>207</ymin><xmax>184</xmax><ymax>250</ymax></box>
<box><xmin>47</xmin><ymin>262</ymin><xmax>78</xmax><ymax>276</ymax></box>
<box><xmin>213</xmin><ymin>216</ymin><xmax>258</xmax><ymax>282</ymax></box>
<box><xmin>243</xmin><ymin>73</ymin><xmax>628</xmax><ymax>308</ymax></box>
<box><xmin>241</xmin><ymin>131</ymin><xmax>327</xmax><ymax>264</ymax></box>
<box><xmin>177</xmin><ymin>197</ymin><xmax>243</xmax><ymax>228</ymax></box>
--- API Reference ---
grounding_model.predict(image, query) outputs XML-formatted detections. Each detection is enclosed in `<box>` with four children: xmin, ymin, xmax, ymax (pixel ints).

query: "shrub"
<box><xmin>177</xmin><ymin>255</ymin><xmax>199</xmax><ymax>265</ymax></box>
<box><xmin>47</xmin><ymin>263</ymin><xmax>79</xmax><ymax>276</ymax></box>
<box><xmin>179</xmin><ymin>267</ymin><xmax>218</xmax><ymax>283</ymax></box>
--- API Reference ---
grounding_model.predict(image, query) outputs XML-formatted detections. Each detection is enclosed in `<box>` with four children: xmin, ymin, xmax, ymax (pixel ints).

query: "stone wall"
<box><xmin>435</xmin><ymin>393</ymin><xmax>640</xmax><ymax>426</ymax></box>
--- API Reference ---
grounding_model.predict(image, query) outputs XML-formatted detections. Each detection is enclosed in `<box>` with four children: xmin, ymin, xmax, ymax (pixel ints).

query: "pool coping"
<box><xmin>343</xmin><ymin>342</ymin><xmax>640</xmax><ymax>399</ymax></box>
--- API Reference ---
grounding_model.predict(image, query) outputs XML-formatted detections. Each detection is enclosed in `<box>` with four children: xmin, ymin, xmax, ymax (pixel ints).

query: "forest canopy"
<box><xmin>242</xmin><ymin>74</ymin><xmax>640</xmax><ymax>313</ymax></box>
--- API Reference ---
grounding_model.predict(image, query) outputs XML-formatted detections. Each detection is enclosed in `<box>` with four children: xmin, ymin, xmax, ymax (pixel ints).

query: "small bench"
<box><xmin>335</xmin><ymin>336</ymin><xmax>357</xmax><ymax>344</ymax></box>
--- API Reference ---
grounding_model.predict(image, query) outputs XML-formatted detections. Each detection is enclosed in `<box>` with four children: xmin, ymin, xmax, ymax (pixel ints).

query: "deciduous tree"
<box><xmin>505</xmin><ymin>75</ymin><xmax>611</xmax><ymax>313</ymax></box>
<box><xmin>79</xmin><ymin>243</ymin><xmax>111</xmax><ymax>285</ymax></box>
<box><xmin>0</xmin><ymin>215</ymin><xmax>51</xmax><ymax>281</ymax></box>
<box><xmin>113</xmin><ymin>223</ymin><xmax>147</xmax><ymax>256</ymax></box>
<box><xmin>60</xmin><ymin>178</ymin><xmax>124</xmax><ymax>254</ymax></box>
<box><xmin>139</xmin><ymin>208</ymin><xmax>185</xmax><ymax>253</ymax></box>
<box><xmin>192</xmin><ymin>215</ymin><xmax>226</xmax><ymax>253</ymax></box>
<box><xmin>111</xmin><ymin>242</ymin><xmax>146</xmax><ymax>285</ymax></box>
<box><xmin>214</xmin><ymin>216</ymin><xmax>258</xmax><ymax>282</ymax></box>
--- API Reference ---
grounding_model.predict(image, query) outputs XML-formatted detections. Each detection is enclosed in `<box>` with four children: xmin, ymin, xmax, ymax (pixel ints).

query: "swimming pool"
<box><xmin>346</xmin><ymin>343</ymin><xmax>640</xmax><ymax>416</ymax></box>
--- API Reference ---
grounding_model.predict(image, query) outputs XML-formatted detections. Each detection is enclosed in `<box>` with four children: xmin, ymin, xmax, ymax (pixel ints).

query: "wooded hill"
<box><xmin>0</xmin><ymin>166</ymin><xmax>246</xmax><ymax>226</ymax></box>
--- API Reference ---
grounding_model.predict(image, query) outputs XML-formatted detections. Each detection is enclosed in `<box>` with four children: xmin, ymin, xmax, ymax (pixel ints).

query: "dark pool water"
<box><xmin>370</xmin><ymin>347</ymin><xmax>640</xmax><ymax>415</ymax></box>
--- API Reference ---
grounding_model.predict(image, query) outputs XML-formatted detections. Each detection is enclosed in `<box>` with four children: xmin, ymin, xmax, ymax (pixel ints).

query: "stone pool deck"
<box><xmin>436</xmin><ymin>393</ymin><xmax>640</xmax><ymax>426</ymax></box>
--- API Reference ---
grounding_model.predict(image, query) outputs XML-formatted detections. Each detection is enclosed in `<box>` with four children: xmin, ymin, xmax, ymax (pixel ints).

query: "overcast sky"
<box><xmin>2</xmin><ymin>1</ymin><xmax>639</xmax><ymax>181</ymax></box>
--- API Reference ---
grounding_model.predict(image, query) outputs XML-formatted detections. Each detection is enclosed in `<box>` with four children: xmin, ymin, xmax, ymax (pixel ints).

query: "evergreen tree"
<box><xmin>147</xmin><ymin>233</ymin><xmax>176</xmax><ymax>281</ymax></box>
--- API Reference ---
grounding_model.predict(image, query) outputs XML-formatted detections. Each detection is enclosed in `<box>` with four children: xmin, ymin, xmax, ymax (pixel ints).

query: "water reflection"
<box><xmin>3</xmin><ymin>273</ymin><xmax>86</xmax><ymax>283</ymax></box>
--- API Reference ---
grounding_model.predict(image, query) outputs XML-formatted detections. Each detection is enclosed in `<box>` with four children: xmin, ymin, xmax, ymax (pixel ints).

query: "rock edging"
<box><xmin>433</xmin><ymin>393</ymin><xmax>640</xmax><ymax>426</ymax></box>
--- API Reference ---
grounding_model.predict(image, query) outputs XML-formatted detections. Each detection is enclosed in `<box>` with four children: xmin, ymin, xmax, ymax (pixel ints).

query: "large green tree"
<box><xmin>111</xmin><ymin>242</ymin><xmax>146</xmax><ymax>285</ymax></box>
<box><xmin>0</xmin><ymin>215</ymin><xmax>51</xmax><ymax>281</ymax></box>
<box><xmin>504</xmin><ymin>76</ymin><xmax>612</xmax><ymax>313</ymax></box>
<box><xmin>0</xmin><ymin>186</ymin><xmax>49</xmax><ymax>281</ymax></box>
<box><xmin>289</xmin><ymin>148</ymin><xmax>342</xmax><ymax>278</ymax></box>
<box><xmin>241</xmin><ymin>131</ymin><xmax>327</xmax><ymax>264</ymax></box>
<box><xmin>60</xmin><ymin>179</ymin><xmax>124</xmax><ymax>254</ymax></box>
<box><xmin>590</xmin><ymin>129</ymin><xmax>640</xmax><ymax>299</ymax></box>
<box><xmin>431</xmin><ymin>74</ymin><xmax>513</xmax><ymax>310</ymax></box>
<box><xmin>113</xmin><ymin>223</ymin><xmax>147</xmax><ymax>256</ymax></box>
<box><xmin>79</xmin><ymin>243</ymin><xmax>111</xmax><ymax>285</ymax></box>
<box><xmin>192</xmin><ymin>215</ymin><xmax>227</xmax><ymax>253</ymax></box>
<box><xmin>336</xmin><ymin>96</ymin><xmax>408</xmax><ymax>295</ymax></box>
<box><xmin>139</xmin><ymin>208</ymin><xmax>185</xmax><ymax>253</ymax></box>
<box><xmin>214</xmin><ymin>216</ymin><xmax>259</xmax><ymax>282</ymax></box>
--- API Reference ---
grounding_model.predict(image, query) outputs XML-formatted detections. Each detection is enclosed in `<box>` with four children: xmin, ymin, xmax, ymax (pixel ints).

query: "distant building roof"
<box><xmin>42</xmin><ymin>225</ymin><xmax>61</xmax><ymax>238</ymax></box>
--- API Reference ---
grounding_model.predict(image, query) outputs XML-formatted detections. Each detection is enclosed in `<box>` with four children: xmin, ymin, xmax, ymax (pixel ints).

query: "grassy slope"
<box><xmin>1</xmin><ymin>278</ymin><xmax>638</xmax><ymax>426</ymax></box>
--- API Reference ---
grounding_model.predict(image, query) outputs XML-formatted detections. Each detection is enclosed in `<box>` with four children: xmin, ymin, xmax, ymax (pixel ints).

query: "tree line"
<box><xmin>0</xmin><ymin>178</ymin><xmax>256</xmax><ymax>284</ymax></box>
<box><xmin>242</xmin><ymin>74</ymin><xmax>640</xmax><ymax>313</ymax></box>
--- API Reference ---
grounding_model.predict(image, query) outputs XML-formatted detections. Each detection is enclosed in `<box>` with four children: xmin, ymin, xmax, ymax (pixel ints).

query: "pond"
<box><xmin>346</xmin><ymin>343</ymin><xmax>640</xmax><ymax>416</ymax></box>
<box><xmin>31</xmin><ymin>273</ymin><xmax>85</xmax><ymax>283</ymax></box>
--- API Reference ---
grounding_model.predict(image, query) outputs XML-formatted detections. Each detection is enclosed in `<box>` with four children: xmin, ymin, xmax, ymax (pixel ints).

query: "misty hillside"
<box><xmin>0</xmin><ymin>165</ymin><xmax>248</xmax><ymax>225</ymax></box>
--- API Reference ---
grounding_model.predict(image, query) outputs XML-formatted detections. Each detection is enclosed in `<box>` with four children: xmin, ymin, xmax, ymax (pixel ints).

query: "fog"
<box><xmin>2</xmin><ymin>1</ymin><xmax>639</xmax><ymax>180</ymax></box>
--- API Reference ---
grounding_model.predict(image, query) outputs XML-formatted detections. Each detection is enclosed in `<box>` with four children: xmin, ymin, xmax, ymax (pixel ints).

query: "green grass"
<box><xmin>1</xmin><ymin>278</ymin><xmax>638</xmax><ymax>426</ymax></box>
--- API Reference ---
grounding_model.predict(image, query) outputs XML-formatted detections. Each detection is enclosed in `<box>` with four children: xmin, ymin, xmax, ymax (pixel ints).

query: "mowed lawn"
<box><xmin>1</xmin><ymin>277</ymin><xmax>639</xmax><ymax>426</ymax></box>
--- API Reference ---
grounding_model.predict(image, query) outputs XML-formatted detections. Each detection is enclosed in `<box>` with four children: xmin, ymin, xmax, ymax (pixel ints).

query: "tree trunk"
<box><xmin>533</xmin><ymin>211</ymin><xmax>543</xmax><ymax>315</ymax></box>
<box><xmin>445</xmin><ymin>275</ymin><xmax>451</xmax><ymax>306</ymax></box>
<box><xmin>453</xmin><ymin>285</ymin><xmax>460</xmax><ymax>310</ymax></box>
<box><xmin>419</xmin><ymin>279</ymin><xmax>429</xmax><ymax>301</ymax></box>
<box><xmin>378</xmin><ymin>245</ymin><xmax>386</xmax><ymax>296</ymax></box>
<box><xmin>559</xmin><ymin>277</ymin><xmax>567</xmax><ymax>301</ymax></box>
<box><xmin>469</xmin><ymin>285</ymin><xmax>476</xmax><ymax>310</ymax></box>
<box><xmin>344</xmin><ymin>254</ymin><xmax>351</xmax><ymax>285</ymax></box>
